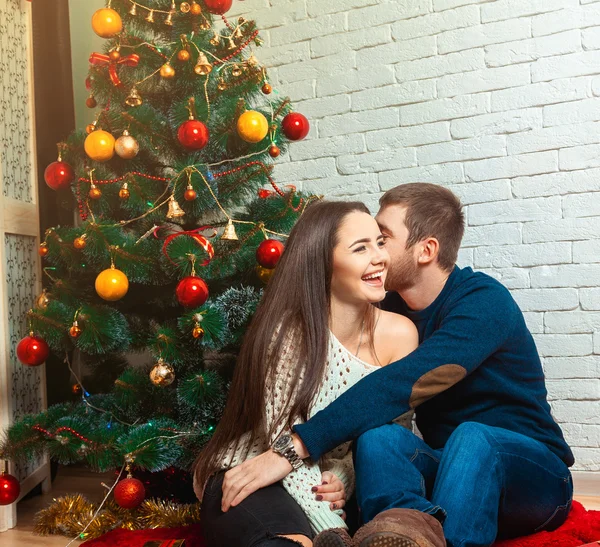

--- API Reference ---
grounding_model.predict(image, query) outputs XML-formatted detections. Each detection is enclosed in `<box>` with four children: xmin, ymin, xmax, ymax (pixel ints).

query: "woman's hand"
<box><xmin>313</xmin><ymin>470</ymin><xmax>346</xmax><ymax>517</ymax></box>
<box><xmin>221</xmin><ymin>450</ymin><xmax>292</xmax><ymax>511</ymax></box>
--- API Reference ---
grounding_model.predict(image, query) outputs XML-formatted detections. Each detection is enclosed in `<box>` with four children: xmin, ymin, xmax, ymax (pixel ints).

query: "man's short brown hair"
<box><xmin>379</xmin><ymin>183</ymin><xmax>465</xmax><ymax>271</ymax></box>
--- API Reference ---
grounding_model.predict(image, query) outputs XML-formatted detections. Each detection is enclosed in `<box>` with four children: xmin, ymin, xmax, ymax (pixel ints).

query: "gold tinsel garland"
<box><xmin>33</xmin><ymin>494</ymin><xmax>201</xmax><ymax>540</ymax></box>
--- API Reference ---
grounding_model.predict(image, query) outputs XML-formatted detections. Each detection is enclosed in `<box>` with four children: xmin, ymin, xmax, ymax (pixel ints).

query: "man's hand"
<box><xmin>313</xmin><ymin>470</ymin><xmax>346</xmax><ymax>516</ymax></box>
<box><xmin>221</xmin><ymin>450</ymin><xmax>292</xmax><ymax>511</ymax></box>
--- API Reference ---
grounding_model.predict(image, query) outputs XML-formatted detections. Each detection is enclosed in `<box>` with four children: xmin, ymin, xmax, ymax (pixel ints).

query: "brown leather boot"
<box><xmin>313</xmin><ymin>527</ymin><xmax>354</xmax><ymax>547</ymax></box>
<box><xmin>353</xmin><ymin>508</ymin><xmax>446</xmax><ymax>547</ymax></box>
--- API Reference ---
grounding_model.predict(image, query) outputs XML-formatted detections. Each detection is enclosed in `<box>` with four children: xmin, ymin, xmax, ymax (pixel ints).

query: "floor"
<box><xmin>1</xmin><ymin>467</ymin><xmax>600</xmax><ymax>547</ymax></box>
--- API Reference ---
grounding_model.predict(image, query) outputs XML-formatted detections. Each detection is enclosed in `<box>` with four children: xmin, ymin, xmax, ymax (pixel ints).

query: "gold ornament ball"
<box><xmin>192</xmin><ymin>325</ymin><xmax>205</xmax><ymax>339</ymax></box>
<box><xmin>95</xmin><ymin>267</ymin><xmax>129</xmax><ymax>301</ymax></box>
<box><xmin>149</xmin><ymin>360</ymin><xmax>175</xmax><ymax>387</ymax></box>
<box><xmin>84</xmin><ymin>130</ymin><xmax>115</xmax><ymax>162</ymax></box>
<box><xmin>72</xmin><ymin>383</ymin><xmax>82</xmax><ymax>395</ymax></box>
<box><xmin>38</xmin><ymin>243</ymin><xmax>49</xmax><ymax>257</ymax></box>
<box><xmin>69</xmin><ymin>324</ymin><xmax>82</xmax><ymax>339</ymax></box>
<box><xmin>119</xmin><ymin>187</ymin><xmax>130</xmax><ymax>199</ymax></box>
<box><xmin>92</xmin><ymin>8</ymin><xmax>123</xmax><ymax>38</ymax></box>
<box><xmin>89</xmin><ymin>186</ymin><xmax>102</xmax><ymax>200</ymax></box>
<box><xmin>262</xmin><ymin>83</ymin><xmax>272</xmax><ymax>95</ymax></box>
<box><xmin>109</xmin><ymin>49</ymin><xmax>121</xmax><ymax>61</ymax></box>
<box><xmin>256</xmin><ymin>264</ymin><xmax>275</xmax><ymax>284</ymax></box>
<box><xmin>184</xmin><ymin>187</ymin><xmax>197</xmax><ymax>201</ymax></box>
<box><xmin>86</xmin><ymin>123</ymin><xmax>96</xmax><ymax>135</ymax></box>
<box><xmin>237</xmin><ymin>110</ymin><xmax>269</xmax><ymax>143</ymax></box>
<box><xmin>115</xmin><ymin>131</ymin><xmax>139</xmax><ymax>159</ymax></box>
<box><xmin>190</xmin><ymin>1</ymin><xmax>202</xmax><ymax>15</ymax></box>
<box><xmin>73</xmin><ymin>236</ymin><xmax>87</xmax><ymax>250</ymax></box>
<box><xmin>177</xmin><ymin>49</ymin><xmax>191</xmax><ymax>62</ymax></box>
<box><xmin>269</xmin><ymin>144</ymin><xmax>281</xmax><ymax>158</ymax></box>
<box><xmin>36</xmin><ymin>292</ymin><xmax>50</xmax><ymax>310</ymax></box>
<box><xmin>180</xmin><ymin>2</ymin><xmax>191</xmax><ymax>13</ymax></box>
<box><xmin>160</xmin><ymin>63</ymin><xmax>176</xmax><ymax>79</ymax></box>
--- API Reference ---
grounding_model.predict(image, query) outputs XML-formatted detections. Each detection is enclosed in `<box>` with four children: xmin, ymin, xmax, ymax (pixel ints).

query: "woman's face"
<box><xmin>331</xmin><ymin>211</ymin><xmax>390</xmax><ymax>304</ymax></box>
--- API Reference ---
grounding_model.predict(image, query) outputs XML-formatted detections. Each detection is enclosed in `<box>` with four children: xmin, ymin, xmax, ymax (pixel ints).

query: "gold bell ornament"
<box><xmin>221</xmin><ymin>219</ymin><xmax>238</xmax><ymax>241</ymax></box>
<box><xmin>194</xmin><ymin>53</ymin><xmax>213</xmax><ymax>75</ymax></box>
<box><xmin>125</xmin><ymin>87</ymin><xmax>143</xmax><ymax>107</ymax></box>
<box><xmin>166</xmin><ymin>195</ymin><xmax>185</xmax><ymax>219</ymax></box>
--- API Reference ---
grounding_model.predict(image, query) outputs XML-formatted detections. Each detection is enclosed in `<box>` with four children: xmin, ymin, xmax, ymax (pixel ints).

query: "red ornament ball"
<box><xmin>256</xmin><ymin>239</ymin><xmax>285</xmax><ymax>269</ymax></box>
<box><xmin>184</xmin><ymin>188</ymin><xmax>197</xmax><ymax>201</ymax></box>
<box><xmin>86</xmin><ymin>96</ymin><xmax>97</xmax><ymax>108</ymax></box>
<box><xmin>204</xmin><ymin>0</ymin><xmax>232</xmax><ymax>14</ymax></box>
<box><xmin>268</xmin><ymin>144</ymin><xmax>280</xmax><ymax>158</ymax></box>
<box><xmin>0</xmin><ymin>473</ymin><xmax>20</xmax><ymax>506</ymax></box>
<box><xmin>16</xmin><ymin>334</ymin><xmax>50</xmax><ymax>367</ymax></box>
<box><xmin>176</xmin><ymin>276</ymin><xmax>209</xmax><ymax>308</ymax></box>
<box><xmin>281</xmin><ymin>112</ymin><xmax>310</xmax><ymax>141</ymax></box>
<box><xmin>44</xmin><ymin>161</ymin><xmax>74</xmax><ymax>191</ymax></box>
<box><xmin>177</xmin><ymin>120</ymin><xmax>209</xmax><ymax>150</ymax></box>
<box><xmin>114</xmin><ymin>477</ymin><xmax>145</xmax><ymax>509</ymax></box>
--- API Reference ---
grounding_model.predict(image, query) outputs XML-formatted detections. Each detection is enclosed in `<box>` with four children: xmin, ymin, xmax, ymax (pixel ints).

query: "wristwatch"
<box><xmin>272</xmin><ymin>434</ymin><xmax>304</xmax><ymax>470</ymax></box>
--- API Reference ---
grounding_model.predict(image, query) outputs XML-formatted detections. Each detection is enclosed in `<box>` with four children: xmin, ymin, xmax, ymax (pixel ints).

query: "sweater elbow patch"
<box><xmin>409</xmin><ymin>364</ymin><xmax>467</xmax><ymax>409</ymax></box>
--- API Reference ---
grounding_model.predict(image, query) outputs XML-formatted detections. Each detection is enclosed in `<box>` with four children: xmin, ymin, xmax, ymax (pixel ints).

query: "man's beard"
<box><xmin>385</xmin><ymin>250</ymin><xmax>420</xmax><ymax>292</ymax></box>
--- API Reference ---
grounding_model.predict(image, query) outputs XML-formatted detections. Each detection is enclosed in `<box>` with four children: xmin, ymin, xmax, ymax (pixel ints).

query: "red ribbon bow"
<box><xmin>89</xmin><ymin>52</ymin><xmax>140</xmax><ymax>87</ymax></box>
<box><xmin>156</xmin><ymin>226</ymin><xmax>216</xmax><ymax>267</ymax></box>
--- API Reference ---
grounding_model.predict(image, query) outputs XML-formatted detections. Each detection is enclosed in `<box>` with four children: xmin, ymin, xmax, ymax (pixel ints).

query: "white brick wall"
<box><xmin>232</xmin><ymin>0</ymin><xmax>600</xmax><ymax>473</ymax></box>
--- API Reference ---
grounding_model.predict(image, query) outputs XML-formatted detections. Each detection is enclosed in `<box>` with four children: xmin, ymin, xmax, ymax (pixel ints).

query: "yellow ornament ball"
<box><xmin>84</xmin><ymin>130</ymin><xmax>116</xmax><ymax>162</ymax></box>
<box><xmin>256</xmin><ymin>264</ymin><xmax>275</xmax><ymax>284</ymax></box>
<box><xmin>92</xmin><ymin>8</ymin><xmax>123</xmax><ymax>38</ymax></box>
<box><xmin>95</xmin><ymin>267</ymin><xmax>129</xmax><ymax>301</ymax></box>
<box><xmin>237</xmin><ymin>110</ymin><xmax>269</xmax><ymax>143</ymax></box>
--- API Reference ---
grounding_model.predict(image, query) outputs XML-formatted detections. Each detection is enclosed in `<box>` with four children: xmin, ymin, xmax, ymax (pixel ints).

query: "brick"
<box><xmin>317</xmin><ymin>65</ymin><xmax>395</xmax><ymax>97</ymax></box>
<box><xmin>396</xmin><ymin>48</ymin><xmax>485</xmax><ymax>83</ymax></box>
<box><xmin>434</xmin><ymin>0</ymin><xmax>493</xmax><ymax>11</ymax></box>
<box><xmin>544</xmin><ymin>100</ymin><xmax>600</xmax><ymax>127</ymax></box>
<box><xmin>532</xmin><ymin>4</ymin><xmax>600</xmax><ymax>37</ymax></box>
<box><xmin>561</xmin><ymin>424</ymin><xmax>600</xmax><ymax>448</ymax></box>
<box><xmin>289</xmin><ymin>134</ymin><xmax>365</xmax><ymax>162</ymax></box>
<box><xmin>474</xmin><ymin>242</ymin><xmax>571</xmax><ymax>268</ymax></box>
<box><xmin>595</xmin><ymin>331</ymin><xmax>600</xmax><ymax>354</ymax></box>
<box><xmin>236</xmin><ymin>2</ymin><xmax>306</xmax><ymax>29</ymax></box>
<box><xmin>278</xmin><ymin>51</ymin><xmax>355</xmax><ymax>84</ymax></box>
<box><xmin>462</xmin><ymin>223</ymin><xmax>522</xmax><ymax>247</ymax></box>
<box><xmin>401</xmin><ymin>94</ymin><xmax>489</xmax><ymax>126</ymax></box>
<box><xmin>307</xmin><ymin>0</ymin><xmax>378</xmax><ymax>17</ymax></box>
<box><xmin>485</xmin><ymin>30</ymin><xmax>581</xmax><ymax>68</ymax></box>
<box><xmin>508</xmin><ymin>121</ymin><xmax>600</xmax><ymax>156</ymax></box>
<box><xmin>457</xmin><ymin>248</ymin><xmax>474</xmax><ymax>267</ymax></box>
<box><xmin>574</xmin><ymin>240</ymin><xmax>600</xmax><ymax>263</ymax></box>
<box><xmin>270</xmin><ymin>14</ymin><xmax>346</xmax><ymax>46</ymax></box>
<box><xmin>357</xmin><ymin>36</ymin><xmax>437</xmax><ymax>67</ymax></box>
<box><xmin>511</xmin><ymin>289</ymin><xmax>579</xmax><ymax>312</ymax></box>
<box><xmin>482</xmin><ymin>0</ymin><xmax>579</xmax><ymax>23</ymax></box>
<box><xmin>295</xmin><ymin>95</ymin><xmax>351</xmax><ymax>120</ymax></box>
<box><xmin>438</xmin><ymin>19</ymin><xmax>531</xmax><ymax>55</ymax></box>
<box><xmin>563</xmin><ymin>192</ymin><xmax>600</xmax><ymax>218</ymax></box>
<box><xmin>524</xmin><ymin>218</ymin><xmax>600</xmax><ymax>243</ymax></box>
<box><xmin>318</xmin><ymin>108</ymin><xmax>400</xmax><ymax>138</ymax></box>
<box><xmin>547</xmin><ymin>379</ymin><xmax>600</xmax><ymax>401</ymax></box>
<box><xmin>546</xmin><ymin>311</ymin><xmax>600</xmax><ymax>334</ymax></box>
<box><xmin>303</xmin><ymin>173</ymin><xmax>379</xmax><ymax>197</ymax></box>
<box><xmin>569</xmin><ymin>447</ymin><xmax>600</xmax><ymax>470</ymax></box>
<box><xmin>447</xmin><ymin>179</ymin><xmax>512</xmax><ymax>205</ymax></box>
<box><xmin>532</xmin><ymin>51</ymin><xmax>600</xmax><ymax>83</ymax></box>
<box><xmin>581</xmin><ymin>288</ymin><xmax>600</xmax><ymax>310</ymax></box>
<box><xmin>531</xmin><ymin>264</ymin><xmax>600</xmax><ymax>287</ymax></box>
<box><xmin>392</xmin><ymin>5</ymin><xmax>480</xmax><ymax>40</ymax></box>
<box><xmin>468</xmin><ymin>196</ymin><xmax>561</xmax><ymax>225</ymax></box>
<box><xmin>544</xmin><ymin>356</ymin><xmax>600</xmax><ymax>379</ymax></box>
<box><xmin>523</xmin><ymin>312</ymin><xmax>544</xmax><ymax>333</ymax></box>
<box><xmin>379</xmin><ymin>163</ymin><xmax>465</xmax><ymax>190</ymax></box>
<box><xmin>512</xmin><ymin>169</ymin><xmax>600</xmax><ymax>198</ymax></box>
<box><xmin>464</xmin><ymin>151</ymin><xmax>558</xmax><ymax>182</ymax></box>
<box><xmin>491</xmin><ymin>77</ymin><xmax>591</xmax><ymax>112</ymax></box>
<box><xmin>273</xmin><ymin>158</ymin><xmax>337</xmax><ymax>183</ymax></box>
<box><xmin>285</xmin><ymin>80</ymin><xmax>315</xmax><ymax>102</ymax></box>
<box><xmin>348</xmin><ymin>0</ymin><xmax>429</xmax><ymax>31</ymax></box>
<box><xmin>560</xmin><ymin>144</ymin><xmax>600</xmax><ymax>171</ymax></box>
<box><xmin>535</xmin><ymin>334</ymin><xmax>593</xmax><ymax>357</ymax></box>
<box><xmin>352</xmin><ymin>81</ymin><xmax>437</xmax><ymax>112</ymax></box>
<box><xmin>336</xmin><ymin>148</ymin><xmax>417</xmax><ymax>175</ymax></box>
<box><xmin>310</xmin><ymin>25</ymin><xmax>390</xmax><ymax>58</ymax></box>
<box><xmin>451</xmin><ymin>109</ymin><xmax>543</xmax><ymax>140</ymax></box>
<box><xmin>480</xmin><ymin>268</ymin><xmax>531</xmax><ymax>289</ymax></box>
<box><xmin>593</xmin><ymin>77</ymin><xmax>600</xmax><ymax>96</ymax></box>
<box><xmin>367</xmin><ymin>122</ymin><xmax>451</xmax><ymax>150</ymax></box>
<box><xmin>417</xmin><ymin>135</ymin><xmax>506</xmax><ymax>166</ymax></box>
<box><xmin>259</xmin><ymin>42</ymin><xmax>311</xmax><ymax>68</ymax></box>
<box><xmin>437</xmin><ymin>65</ymin><xmax>531</xmax><ymax>98</ymax></box>
<box><xmin>583</xmin><ymin>27</ymin><xmax>600</xmax><ymax>51</ymax></box>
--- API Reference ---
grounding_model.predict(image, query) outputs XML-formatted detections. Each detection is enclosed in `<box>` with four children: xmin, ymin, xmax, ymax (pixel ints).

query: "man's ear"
<box><xmin>417</xmin><ymin>237</ymin><xmax>440</xmax><ymax>265</ymax></box>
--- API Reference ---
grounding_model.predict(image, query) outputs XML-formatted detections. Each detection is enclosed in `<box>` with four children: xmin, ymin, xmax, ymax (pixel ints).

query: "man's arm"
<box><xmin>294</xmin><ymin>280</ymin><xmax>518</xmax><ymax>461</ymax></box>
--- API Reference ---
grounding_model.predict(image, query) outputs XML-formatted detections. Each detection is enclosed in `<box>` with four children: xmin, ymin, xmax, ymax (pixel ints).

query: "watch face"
<box><xmin>274</xmin><ymin>434</ymin><xmax>291</xmax><ymax>451</ymax></box>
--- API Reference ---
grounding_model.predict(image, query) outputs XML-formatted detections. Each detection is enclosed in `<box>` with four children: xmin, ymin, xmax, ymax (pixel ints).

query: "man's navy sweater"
<box><xmin>295</xmin><ymin>266</ymin><xmax>574</xmax><ymax>467</ymax></box>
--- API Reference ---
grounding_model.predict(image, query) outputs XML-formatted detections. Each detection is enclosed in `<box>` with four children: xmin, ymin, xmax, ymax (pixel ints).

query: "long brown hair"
<box><xmin>194</xmin><ymin>200</ymin><xmax>374</xmax><ymax>488</ymax></box>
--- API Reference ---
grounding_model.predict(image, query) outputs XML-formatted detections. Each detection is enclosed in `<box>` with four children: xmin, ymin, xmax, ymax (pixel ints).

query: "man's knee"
<box><xmin>355</xmin><ymin>423</ymin><xmax>414</xmax><ymax>463</ymax></box>
<box><xmin>445</xmin><ymin>422</ymin><xmax>497</xmax><ymax>459</ymax></box>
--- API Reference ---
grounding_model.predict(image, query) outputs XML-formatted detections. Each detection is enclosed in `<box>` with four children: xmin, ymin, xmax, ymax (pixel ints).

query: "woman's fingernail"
<box><xmin>316</xmin><ymin>495</ymin><xmax>323</xmax><ymax>501</ymax></box>
<box><xmin>332</xmin><ymin>503</ymin><xmax>337</xmax><ymax>509</ymax></box>
<box><xmin>311</xmin><ymin>486</ymin><xmax>318</xmax><ymax>492</ymax></box>
<box><xmin>322</xmin><ymin>481</ymin><xmax>328</xmax><ymax>485</ymax></box>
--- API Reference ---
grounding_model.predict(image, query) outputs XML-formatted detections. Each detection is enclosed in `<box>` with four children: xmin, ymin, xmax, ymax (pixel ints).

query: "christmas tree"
<box><xmin>0</xmin><ymin>0</ymin><xmax>314</xmax><ymax>535</ymax></box>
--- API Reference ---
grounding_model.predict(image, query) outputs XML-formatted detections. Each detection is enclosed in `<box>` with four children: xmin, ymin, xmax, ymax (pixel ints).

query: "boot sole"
<box><xmin>359</xmin><ymin>532</ymin><xmax>419</xmax><ymax>547</ymax></box>
<box><xmin>313</xmin><ymin>530</ymin><xmax>352</xmax><ymax>547</ymax></box>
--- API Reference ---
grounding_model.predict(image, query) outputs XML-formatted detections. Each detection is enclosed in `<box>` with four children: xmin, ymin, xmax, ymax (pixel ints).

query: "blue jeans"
<box><xmin>354</xmin><ymin>422</ymin><xmax>573</xmax><ymax>547</ymax></box>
